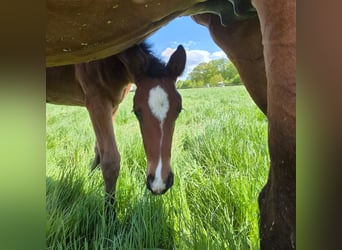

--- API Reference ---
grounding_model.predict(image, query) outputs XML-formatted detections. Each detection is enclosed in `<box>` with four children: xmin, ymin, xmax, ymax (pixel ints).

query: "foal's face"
<box><xmin>119</xmin><ymin>44</ymin><xmax>186</xmax><ymax>194</ymax></box>
<box><xmin>133</xmin><ymin>78</ymin><xmax>182</xmax><ymax>194</ymax></box>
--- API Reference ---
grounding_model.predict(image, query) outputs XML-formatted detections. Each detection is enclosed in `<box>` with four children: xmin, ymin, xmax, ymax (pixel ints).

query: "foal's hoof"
<box><xmin>104</xmin><ymin>193</ymin><xmax>116</xmax><ymax>219</ymax></box>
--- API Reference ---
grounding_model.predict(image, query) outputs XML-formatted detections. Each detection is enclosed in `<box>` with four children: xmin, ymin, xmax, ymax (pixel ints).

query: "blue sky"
<box><xmin>147</xmin><ymin>16</ymin><xmax>227</xmax><ymax>80</ymax></box>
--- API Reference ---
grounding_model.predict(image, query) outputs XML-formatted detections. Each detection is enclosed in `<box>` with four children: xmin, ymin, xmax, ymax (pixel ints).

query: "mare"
<box><xmin>46</xmin><ymin>43</ymin><xmax>186</xmax><ymax>200</ymax></box>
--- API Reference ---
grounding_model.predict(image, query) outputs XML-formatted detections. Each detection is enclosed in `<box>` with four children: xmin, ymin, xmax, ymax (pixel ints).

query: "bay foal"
<box><xmin>47</xmin><ymin>43</ymin><xmax>186</xmax><ymax>200</ymax></box>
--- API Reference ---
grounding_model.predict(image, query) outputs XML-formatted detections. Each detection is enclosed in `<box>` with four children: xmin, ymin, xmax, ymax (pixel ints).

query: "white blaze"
<box><xmin>150</xmin><ymin>157</ymin><xmax>166</xmax><ymax>193</ymax></box>
<box><xmin>148</xmin><ymin>85</ymin><xmax>170</xmax><ymax>193</ymax></box>
<box><xmin>148</xmin><ymin>85</ymin><xmax>169</xmax><ymax>123</ymax></box>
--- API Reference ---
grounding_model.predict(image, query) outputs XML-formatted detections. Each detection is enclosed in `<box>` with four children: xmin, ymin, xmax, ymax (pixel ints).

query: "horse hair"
<box><xmin>139</xmin><ymin>42</ymin><xmax>170</xmax><ymax>78</ymax></box>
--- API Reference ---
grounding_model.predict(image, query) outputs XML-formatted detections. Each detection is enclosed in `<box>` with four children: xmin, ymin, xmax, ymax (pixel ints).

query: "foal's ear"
<box><xmin>166</xmin><ymin>45</ymin><xmax>186</xmax><ymax>78</ymax></box>
<box><xmin>117</xmin><ymin>45</ymin><xmax>149</xmax><ymax>82</ymax></box>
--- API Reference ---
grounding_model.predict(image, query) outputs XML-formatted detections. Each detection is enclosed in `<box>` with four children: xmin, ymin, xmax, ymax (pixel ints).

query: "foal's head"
<box><xmin>118</xmin><ymin>43</ymin><xmax>186</xmax><ymax>195</ymax></box>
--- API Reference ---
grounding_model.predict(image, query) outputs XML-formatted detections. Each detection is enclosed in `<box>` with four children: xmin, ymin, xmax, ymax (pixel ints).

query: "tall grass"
<box><xmin>46</xmin><ymin>86</ymin><xmax>269</xmax><ymax>249</ymax></box>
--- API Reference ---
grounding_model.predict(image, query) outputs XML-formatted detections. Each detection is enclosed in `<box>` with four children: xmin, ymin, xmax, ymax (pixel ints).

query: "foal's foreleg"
<box><xmin>91</xmin><ymin>141</ymin><xmax>100</xmax><ymax>170</ymax></box>
<box><xmin>85</xmin><ymin>96</ymin><xmax>121</xmax><ymax>199</ymax></box>
<box><xmin>90</xmin><ymin>106</ymin><xmax>120</xmax><ymax>171</ymax></box>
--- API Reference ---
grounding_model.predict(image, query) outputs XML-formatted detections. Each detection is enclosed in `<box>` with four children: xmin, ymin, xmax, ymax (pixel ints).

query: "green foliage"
<box><xmin>188</xmin><ymin>62</ymin><xmax>210</xmax><ymax>86</ymax></box>
<box><xmin>46</xmin><ymin>86</ymin><xmax>269</xmax><ymax>249</ymax></box>
<box><xmin>178</xmin><ymin>58</ymin><xmax>242</xmax><ymax>88</ymax></box>
<box><xmin>225</xmin><ymin>62</ymin><xmax>242</xmax><ymax>84</ymax></box>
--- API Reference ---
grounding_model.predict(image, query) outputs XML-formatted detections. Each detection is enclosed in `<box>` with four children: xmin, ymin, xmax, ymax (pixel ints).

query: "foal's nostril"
<box><xmin>146</xmin><ymin>174</ymin><xmax>154</xmax><ymax>192</ymax></box>
<box><xmin>166</xmin><ymin>172</ymin><xmax>174</xmax><ymax>189</ymax></box>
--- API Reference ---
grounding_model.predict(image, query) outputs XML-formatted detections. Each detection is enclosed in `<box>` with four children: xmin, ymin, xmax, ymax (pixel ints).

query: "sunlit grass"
<box><xmin>46</xmin><ymin>86</ymin><xmax>269</xmax><ymax>249</ymax></box>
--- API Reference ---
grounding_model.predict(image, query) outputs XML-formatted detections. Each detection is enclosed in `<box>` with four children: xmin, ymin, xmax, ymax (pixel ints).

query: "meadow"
<box><xmin>46</xmin><ymin>86</ymin><xmax>269</xmax><ymax>250</ymax></box>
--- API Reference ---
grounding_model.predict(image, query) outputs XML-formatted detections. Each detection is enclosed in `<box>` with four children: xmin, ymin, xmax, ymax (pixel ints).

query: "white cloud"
<box><xmin>210</xmin><ymin>51</ymin><xmax>227</xmax><ymax>60</ymax></box>
<box><xmin>169</xmin><ymin>40</ymin><xmax>198</xmax><ymax>49</ymax></box>
<box><xmin>161</xmin><ymin>47</ymin><xmax>228</xmax><ymax>80</ymax></box>
<box><xmin>161</xmin><ymin>48</ymin><xmax>176</xmax><ymax>58</ymax></box>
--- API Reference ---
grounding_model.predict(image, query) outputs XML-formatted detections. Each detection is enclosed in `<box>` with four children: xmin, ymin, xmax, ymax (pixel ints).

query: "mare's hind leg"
<box><xmin>192</xmin><ymin>14</ymin><xmax>267</xmax><ymax>115</ymax></box>
<box><xmin>251</xmin><ymin>0</ymin><xmax>296</xmax><ymax>248</ymax></box>
<box><xmin>90</xmin><ymin>106</ymin><xmax>120</xmax><ymax>171</ymax></box>
<box><xmin>193</xmin><ymin>12</ymin><xmax>295</xmax><ymax>248</ymax></box>
<box><xmin>85</xmin><ymin>95</ymin><xmax>121</xmax><ymax>203</ymax></box>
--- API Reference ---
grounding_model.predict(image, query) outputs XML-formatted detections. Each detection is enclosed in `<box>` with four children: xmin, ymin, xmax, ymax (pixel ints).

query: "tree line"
<box><xmin>177</xmin><ymin>58</ymin><xmax>241</xmax><ymax>89</ymax></box>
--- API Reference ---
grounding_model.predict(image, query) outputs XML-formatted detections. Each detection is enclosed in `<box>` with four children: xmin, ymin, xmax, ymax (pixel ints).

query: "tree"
<box><xmin>179</xmin><ymin>58</ymin><xmax>242</xmax><ymax>88</ymax></box>
<box><xmin>209</xmin><ymin>74</ymin><xmax>224</xmax><ymax>85</ymax></box>
<box><xmin>224</xmin><ymin>62</ymin><xmax>241</xmax><ymax>84</ymax></box>
<box><xmin>176</xmin><ymin>79</ymin><xmax>195</xmax><ymax>89</ymax></box>
<box><xmin>188</xmin><ymin>62</ymin><xmax>209</xmax><ymax>87</ymax></box>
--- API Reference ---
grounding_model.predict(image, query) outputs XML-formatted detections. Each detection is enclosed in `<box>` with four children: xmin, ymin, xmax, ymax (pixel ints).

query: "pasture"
<box><xmin>46</xmin><ymin>86</ymin><xmax>269</xmax><ymax>249</ymax></box>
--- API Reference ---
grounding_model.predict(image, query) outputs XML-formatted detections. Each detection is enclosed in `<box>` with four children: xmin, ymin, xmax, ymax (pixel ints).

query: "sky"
<box><xmin>146</xmin><ymin>16</ymin><xmax>228</xmax><ymax>80</ymax></box>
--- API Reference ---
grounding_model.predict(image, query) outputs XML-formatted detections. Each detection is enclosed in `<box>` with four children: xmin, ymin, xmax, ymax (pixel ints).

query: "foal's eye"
<box><xmin>177</xmin><ymin>105</ymin><xmax>182</xmax><ymax>113</ymax></box>
<box><xmin>177</xmin><ymin>98</ymin><xmax>183</xmax><ymax>115</ymax></box>
<box><xmin>133</xmin><ymin>109</ymin><xmax>143</xmax><ymax>122</ymax></box>
<box><xmin>176</xmin><ymin>105</ymin><xmax>182</xmax><ymax>118</ymax></box>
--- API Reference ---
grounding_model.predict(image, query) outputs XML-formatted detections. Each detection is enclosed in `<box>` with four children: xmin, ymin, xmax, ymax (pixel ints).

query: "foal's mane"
<box><xmin>139</xmin><ymin>42</ymin><xmax>169</xmax><ymax>78</ymax></box>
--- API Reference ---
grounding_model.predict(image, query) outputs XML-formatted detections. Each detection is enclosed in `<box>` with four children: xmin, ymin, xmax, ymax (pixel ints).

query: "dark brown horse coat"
<box><xmin>47</xmin><ymin>0</ymin><xmax>296</xmax><ymax>249</ymax></box>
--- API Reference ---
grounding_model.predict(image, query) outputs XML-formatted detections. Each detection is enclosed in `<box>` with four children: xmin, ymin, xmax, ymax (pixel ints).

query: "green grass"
<box><xmin>46</xmin><ymin>86</ymin><xmax>269</xmax><ymax>250</ymax></box>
